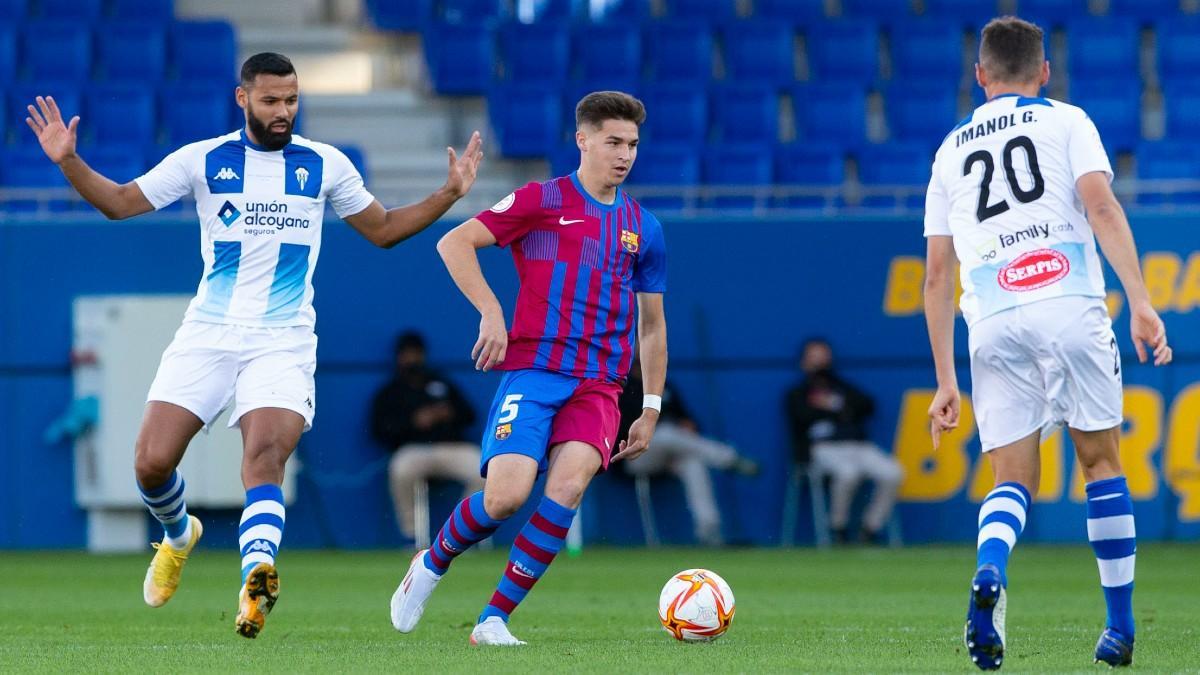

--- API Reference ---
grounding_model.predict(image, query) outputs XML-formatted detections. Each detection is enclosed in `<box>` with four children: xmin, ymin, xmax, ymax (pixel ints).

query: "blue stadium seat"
<box><xmin>85</xmin><ymin>84</ymin><xmax>156</xmax><ymax>146</ymax></box>
<box><xmin>95</xmin><ymin>22</ymin><xmax>167</xmax><ymax>83</ymax></box>
<box><xmin>594</xmin><ymin>0</ymin><xmax>652</xmax><ymax>21</ymax></box>
<box><xmin>643</xmin><ymin>21</ymin><xmax>713</xmax><ymax>84</ymax></box>
<box><xmin>890</xmin><ymin>20</ymin><xmax>964</xmax><ymax>82</ymax></box>
<box><xmin>627</xmin><ymin>142</ymin><xmax>700</xmax><ymax>210</ymax></box>
<box><xmin>1013</xmin><ymin>0</ymin><xmax>1090</xmax><ymax>28</ymax></box>
<box><xmin>1162</xmin><ymin>82</ymin><xmax>1200</xmax><ymax>140</ymax></box>
<box><xmin>85</xmin><ymin>144</ymin><xmax>147</xmax><ymax>183</ymax></box>
<box><xmin>424</xmin><ymin>21</ymin><xmax>497</xmax><ymax>95</ymax></box>
<box><xmin>0</xmin><ymin>146</ymin><xmax>67</xmax><ymax>187</ymax></box>
<box><xmin>574</xmin><ymin>22</ymin><xmax>641</xmax><ymax>84</ymax></box>
<box><xmin>365</xmin><ymin>0</ymin><xmax>431</xmax><ymax>30</ymax></box>
<box><xmin>160</xmin><ymin>83</ymin><xmax>234</xmax><ymax>145</ymax></box>
<box><xmin>638</xmin><ymin>84</ymin><xmax>708</xmax><ymax>145</ymax></box>
<box><xmin>1156</xmin><ymin>17</ymin><xmax>1200</xmax><ymax>83</ymax></box>
<box><xmin>722</xmin><ymin>21</ymin><xmax>795</xmax><ymax>86</ymax></box>
<box><xmin>921</xmin><ymin>0</ymin><xmax>998</xmax><ymax>27</ymax></box>
<box><xmin>1107</xmin><ymin>0</ymin><xmax>1179</xmax><ymax>24</ymax></box>
<box><xmin>710</xmin><ymin>84</ymin><xmax>779</xmax><ymax>144</ymax></box>
<box><xmin>1135</xmin><ymin>141</ymin><xmax>1200</xmax><ymax>204</ymax></box>
<box><xmin>441</xmin><ymin>0</ymin><xmax>506</xmax><ymax>23</ymax></box>
<box><xmin>337</xmin><ymin>145</ymin><xmax>369</xmax><ymax>183</ymax></box>
<box><xmin>805</xmin><ymin>20</ymin><xmax>879</xmax><ymax>83</ymax></box>
<box><xmin>774</xmin><ymin>142</ymin><xmax>845</xmax><ymax>208</ymax></box>
<box><xmin>488</xmin><ymin>85</ymin><xmax>561</xmax><ymax>158</ymax></box>
<box><xmin>0</xmin><ymin>95</ymin><xmax>7</xmax><ymax>143</ymax></box>
<box><xmin>666</xmin><ymin>0</ymin><xmax>738</xmax><ymax>21</ymax></box>
<box><xmin>499</xmin><ymin>22</ymin><xmax>570</xmax><ymax>84</ymax></box>
<box><xmin>842</xmin><ymin>0</ymin><xmax>914</xmax><ymax>25</ymax></box>
<box><xmin>793</xmin><ymin>83</ymin><xmax>868</xmax><ymax>149</ymax></box>
<box><xmin>1069</xmin><ymin>80</ymin><xmax>1142</xmax><ymax>152</ymax></box>
<box><xmin>1066</xmin><ymin>19</ymin><xmax>1140</xmax><ymax>81</ymax></box>
<box><xmin>0</xmin><ymin>0</ymin><xmax>27</xmax><ymax>21</ymax></box>
<box><xmin>702</xmin><ymin>143</ymin><xmax>773</xmax><ymax>208</ymax></box>
<box><xmin>549</xmin><ymin>143</ymin><xmax>579</xmax><ymax>177</ymax></box>
<box><xmin>529</xmin><ymin>0</ymin><xmax>581</xmax><ymax>22</ymax></box>
<box><xmin>170</xmin><ymin>20</ymin><xmax>237</xmax><ymax>84</ymax></box>
<box><xmin>21</xmin><ymin>22</ymin><xmax>92</xmax><ymax>82</ymax></box>
<box><xmin>9</xmin><ymin>83</ymin><xmax>82</xmax><ymax>146</ymax></box>
<box><xmin>754</xmin><ymin>0</ymin><xmax>826</xmax><ymax>23</ymax></box>
<box><xmin>109</xmin><ymin>0</ymin><xmax>176</xmax><ymax>22</ymax></box>
<box><xmin>885</xmin><ymin>85</ymin><xmax>959</xmax><ymax>146</ymax></box>
<box><xmin>856</xmin><ymin>142</ymin><xmax>932</xmax><ymax>208</ymax></box>
<box><xmin>0</xmin><ymin>24</ymin><xmax>15</xmax><ymax>85</ymax></box>
<box><xmin>37</xmin><ymin>0</ymin><xmax>102</xmax><ymax>20</ymax></box>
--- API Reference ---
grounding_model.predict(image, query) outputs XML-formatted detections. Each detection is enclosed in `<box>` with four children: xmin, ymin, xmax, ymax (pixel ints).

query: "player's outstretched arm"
<box><xmin>436</xmin><ymin>217</ymin><xmax>507</xmax><ymax>371</ymax></box>
<box><xmin>345</xmin><ymin>131</ymin><xmax>484</xmax><ymax>248</ymax></box>
<box><xmin>924</xmin><ymin>235</ymin><xmax>960</xmax><ymax>449</ymax></box>
<box><xmin>25</xmin><ymin>95</ymin><xmax>153</xmax><ymax>220</ymax></box>
<box><xmin>614</xmin><ymin>293</ymin><xmax>667</xmax><ymax>463</ymax></box>
<box><xmin>1077</xmin><ymin>171</ymin><xmax>1173</xmax><ymax>366</ymax></box>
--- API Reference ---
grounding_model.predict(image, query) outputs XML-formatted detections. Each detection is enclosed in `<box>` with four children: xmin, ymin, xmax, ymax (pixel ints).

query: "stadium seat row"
<box><xmin>0</xmin><ymin>0</ymin><xmax>174</xmax><ymax>22</ymax></box>
<box><xmin>367</xmin><ymin>0</ymin><xmax>1192</xmax><ymax>29</ymax></box>
<box><xmin>0</xmin><ymin>20</ymin><xmax>236</xmax><ymax>85</ymax></box>
<box><xmin>421</xmin><ymin>15</ymin><xmax>1200</xmax><ymax>95</ymax></box>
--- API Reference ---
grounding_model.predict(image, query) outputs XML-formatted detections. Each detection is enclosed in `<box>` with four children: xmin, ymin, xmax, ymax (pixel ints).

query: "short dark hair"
<box><xmin>395</xmin><ymin>331</ymin><xmax>426</xmax><ymax>355</ymax></box>
<box><xmin>800</xmin><ymin>336</ymin><xmax>831</xmax><ymax>357</ymax></box>
<box><xmin>575</xmin><ymin>91</ymin><xmax>646</xmax><ymax>129</ymax></box>
<box><xmin>240</xmin><ymin>52</ymin><xmax>296</xmax><ymax>87</ymax></box>
<box><xmin>979</xmin><ymin>17</ymin><xmax>1045</xmax><ymax>84</ymax></box>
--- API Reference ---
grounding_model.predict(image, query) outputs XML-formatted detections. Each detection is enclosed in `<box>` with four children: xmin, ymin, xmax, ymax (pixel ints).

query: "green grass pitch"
<box><xmin>0</xmin><ymin>545</ymin><xmax>1196</xmax><ymax>673</ymax></box>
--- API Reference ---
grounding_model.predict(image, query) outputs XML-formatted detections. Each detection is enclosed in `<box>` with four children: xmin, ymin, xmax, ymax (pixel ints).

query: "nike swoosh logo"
<box><xmin>559</xmin><ymin>217</ymin><xmax>584</xmax><ymax>225</ymax></box>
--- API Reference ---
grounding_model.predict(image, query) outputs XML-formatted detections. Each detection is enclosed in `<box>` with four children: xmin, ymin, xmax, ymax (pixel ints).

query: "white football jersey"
<box><xmin>924</xmin><ymin>94</ymin><xmax>1113</xmax><ymax>327</ymax></box>
<box><xmin>135</xmin><ymin>130</ymin><xmax>376</xmax><ymax>328</ymax></box>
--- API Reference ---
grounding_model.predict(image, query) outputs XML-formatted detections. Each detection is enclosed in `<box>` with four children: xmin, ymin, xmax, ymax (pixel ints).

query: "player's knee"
<box><xmin>544</xmin><ymin>476</ymin><xmax>588</xmax><ymax>509</ymax></box>
<box><xmin>133</xmin><ymin>446</ymin><xmax>175</xmax><ymax>489</ymax></box>
<box><xmin>483</xmin><ymin>490</ymin><xmax>523</xmax><ymax>520</ymax></box>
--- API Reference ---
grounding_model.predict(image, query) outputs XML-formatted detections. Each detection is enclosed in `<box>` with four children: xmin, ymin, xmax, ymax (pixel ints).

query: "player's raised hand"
<box><xmin>25</xmin><ymin>96</ymin><xmax>79</xmax><ymax>164</ymax></box>
<box><xmin>444</xmin><ymin>131</ymin><xmax>484</xmax><ymax>200</ymax></box>
<box><xmin>927</xmin><ymin>386</ymin><xmax>960</xmax><ymax>450</ymax></box>
<box><xmin>472</xmin><ymin>309</ymin><xmax>507</xmax><ymax>371</ymax></box>
<box><xmin>1129</xmin><ymin>301</ymin><xmax>1172</xmax><ymax>366</ymax></box>
<box><xmin>613</xmin><ymin>412</ymin><xmax>658</xmax><ymax>463</ymax></box>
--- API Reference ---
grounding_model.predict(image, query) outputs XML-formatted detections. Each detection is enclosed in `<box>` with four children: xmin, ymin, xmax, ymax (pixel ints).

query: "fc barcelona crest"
<box><xmin>621</xmin><ymin>230</ymin><xmax>640</xmax><ymax>253</ymax></box>
<box><xmin>495</xmin><ymin>423</ymin><xmax>512</xmax><ymax>440</ymax></box>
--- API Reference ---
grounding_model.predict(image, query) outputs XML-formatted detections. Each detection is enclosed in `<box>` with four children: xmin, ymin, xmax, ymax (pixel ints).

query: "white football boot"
<box><xmin>390</xmin><ymin>550</ymin><xmax>441</xmax><ymax>632</ymax></box>
<box><xmin>469</xmin><ymin>616</ymin><xmax>527</xmax><ymax>646</ymax></box>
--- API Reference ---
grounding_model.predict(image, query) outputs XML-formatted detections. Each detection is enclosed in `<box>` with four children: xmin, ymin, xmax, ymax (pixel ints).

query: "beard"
<box><xmin>246</xmin><ymin>108</ymin><xmax>293</xmax><ymax>151</ymax></box>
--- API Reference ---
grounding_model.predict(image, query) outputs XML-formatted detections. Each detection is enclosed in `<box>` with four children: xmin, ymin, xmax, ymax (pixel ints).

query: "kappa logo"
<box><xmin>212</xmin><ymin>167</ymin><xmax>240</xmax><ymax>181</ymax></box>
<box><xmin>217</xmin><ymin>200</ymin><xmax>241</xmax><ymax>227</ymax></box>
<box><xmin>295</xmin><ymin>166</ymin><xmax>310</xmax><ymax>191</ymax></box>
<box><xmin>304</xmin><ymin>396</ymin><xmax>313</xmax><ymax>410</ymax></box>
<box><xmin>246</xmin><ymin>539</ymin><xmax>273</xmax><ymax>553</ymax></box>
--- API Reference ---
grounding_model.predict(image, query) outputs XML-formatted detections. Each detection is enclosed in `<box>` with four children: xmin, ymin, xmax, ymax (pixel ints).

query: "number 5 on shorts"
<box><xmin>498</xmin><ymin>394</ymin><xmax>523</xmax><ymax>424</ymax></box>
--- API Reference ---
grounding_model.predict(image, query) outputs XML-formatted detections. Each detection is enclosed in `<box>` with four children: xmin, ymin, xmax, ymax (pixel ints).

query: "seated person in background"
<box><xmin>371</xmin><ymin>331</ymin><xmax>483</xmax><ymax>543</ymax></box>
<box><xmin>785</xmin><ymin>338</ymin><xmax>903</xmax><ymax>544</ymax></box>
<box><xmin>619</xmin><ymin>360</ymin><xmax>758</xmax><ymax>546</ymax></box>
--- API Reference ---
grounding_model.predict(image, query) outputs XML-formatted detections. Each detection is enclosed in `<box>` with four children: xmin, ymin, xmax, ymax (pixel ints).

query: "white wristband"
<box><xmin>643</xmin><ymin>394</ymin><xmax>663</xmax><ymax>412</ymax></box>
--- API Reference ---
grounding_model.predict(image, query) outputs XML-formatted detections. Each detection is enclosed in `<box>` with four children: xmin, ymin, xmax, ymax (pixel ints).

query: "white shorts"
<box><xmin>969</xmin><ymin>296</ymin><xmax>1122</xmax><ymax>452</ymax></box>
<box><xmin>146</xmin><ymin>321</ymin><xmax>317</xmax><ymax>431</ymax></box>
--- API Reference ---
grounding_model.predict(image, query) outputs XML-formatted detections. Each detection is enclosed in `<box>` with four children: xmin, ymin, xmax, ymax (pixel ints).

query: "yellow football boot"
<box><xmin>142</xmin><ymin>515</ymin><xmax>203</xmax><ymax>607</ymax></box>
<box><xmin>235</xmin><ymin>562</ymin><xmax>280</xmax><ymax>638</ymax></box>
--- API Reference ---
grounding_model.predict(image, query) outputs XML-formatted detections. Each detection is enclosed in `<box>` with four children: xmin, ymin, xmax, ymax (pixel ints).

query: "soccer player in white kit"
<box><xmin>922</xmin><ymin>18</ymin><xmax>1171</xmax><ymax>671</ymax></box>
<box><xmin>24</xmin><ymin>53</ymin><xmax>484</xmax><ymax>638</ymax></box>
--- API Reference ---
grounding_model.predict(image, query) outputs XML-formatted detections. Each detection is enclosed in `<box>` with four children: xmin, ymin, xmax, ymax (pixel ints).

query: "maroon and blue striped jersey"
<box><xmin>475</xmin><ymin>172</ymin><xmax>667</xmax><ymax>382</ymax></box>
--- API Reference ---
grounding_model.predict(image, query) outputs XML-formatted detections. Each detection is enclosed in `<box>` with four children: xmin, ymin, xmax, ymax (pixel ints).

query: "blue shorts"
<box><xmin>480</xmin><ymin>369</ymin><xmax>622</xmax><ymax>476</ymax></box>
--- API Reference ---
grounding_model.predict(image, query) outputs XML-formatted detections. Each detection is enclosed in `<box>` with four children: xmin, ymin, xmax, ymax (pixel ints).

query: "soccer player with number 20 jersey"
<box><xmin>24</xmin><ymin>53</ymin><xmax>483</xmax><ymax>638</ymax></box>
<box><xmin>390</xmin><ymin>91</ymin><xmax>668</xmax><ymax>646</ymax></box>
<box><xmin>923</xmin><ymin>18</ymin><xmax>1172</xmax><ymax>670</ymax></box>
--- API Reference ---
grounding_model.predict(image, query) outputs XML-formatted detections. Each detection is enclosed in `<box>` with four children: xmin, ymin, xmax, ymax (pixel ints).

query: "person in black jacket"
<box><xmin>371</xmin><ymin>332</ymin><xmax>483</xmax><ymax>542</ymax></box>
<box><xmin>785</xmin><ymin>338</ymin><xmax>902</xmax><ymax>544</ymax></box>
<box><xmin>619</xmin><ymin>361</ymin><xmax>758</xmax><ymax>546</ymax></box>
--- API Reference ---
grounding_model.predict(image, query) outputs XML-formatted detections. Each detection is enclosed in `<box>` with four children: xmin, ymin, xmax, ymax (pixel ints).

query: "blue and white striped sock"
<box><xmin>239</xmin><ymin>484</ymin><xmax>285</xmax><ymax>584</ymax></box>
<box><xmin>1086</xmin><ymin>476</ymin><xmax>1136</xmax><ymax>639</ymax></box>
<box><xmin>138</xmin><ymin>470</ymin><xmax>191</xmax><ymax>549</ymax></box>
<box><xmin>976</xmin><ymin>481</ymin><xmax>1031</xmax><ymax>586</ymax></box>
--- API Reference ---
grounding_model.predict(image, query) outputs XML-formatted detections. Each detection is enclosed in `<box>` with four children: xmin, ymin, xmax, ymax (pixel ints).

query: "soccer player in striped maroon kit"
<box><xmin>389</xmin><ymin>91</ymin><xmax>668</xmax><ymax>646</ymax></box>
